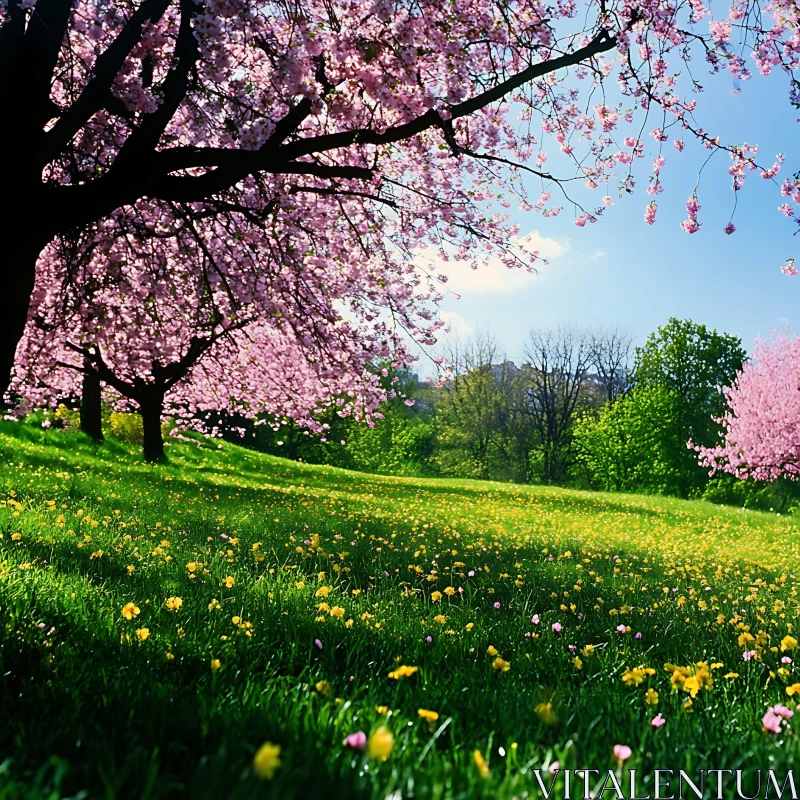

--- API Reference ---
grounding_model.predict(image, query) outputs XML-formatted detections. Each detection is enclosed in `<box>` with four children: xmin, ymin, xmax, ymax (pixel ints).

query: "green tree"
<box><xmin>522</xmin><ymin>325</ymin><xmax>594</xmax><ymax>484</ymax></box>
<box><xmin>573</xmin><ymin>385</ymin><xmax>685</xmax><ymax>495</ymax></box>
<box><xmin>432</xmin><ymin>334</ymin><xmax>515</xmax><ymax>480</ymax></box>
<box><xmin>629</xmin><ymin>318</ymin><xmax>746</xmax><ymax>496</ymax></box>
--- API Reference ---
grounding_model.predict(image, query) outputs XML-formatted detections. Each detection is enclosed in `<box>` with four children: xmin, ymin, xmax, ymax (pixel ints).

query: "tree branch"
<box><xmin>137</xmin><ymin>29</ymin><xmax>616</xmax><ymax>201</ymax></box>
<box><xmin>278</xmin><ymin>29</ymin><xmax>617</xmax><ymax>161</ymax></box>
<box><xmin>114</xmin><ymin>0</ymin><xmax>200</xmax><ymax>168</ymax></box>
<box><xmin>146</xmin><ymin>162</ymin><xmax>374</xmax><ymax>202</ymax></box>
<box><xmin>44</xmin><ymin>0</ymin><xmax>172</xmax><ymax>160</ymax></box>
<box><xmin>0</xmin><ymin>0</ymin><xmax>27</xmax><ymax>80</ymax></box>
<box><xmin>21</xmin><ymin>0</ymin><xmax>74</xmax><ymax>125</ymax></box>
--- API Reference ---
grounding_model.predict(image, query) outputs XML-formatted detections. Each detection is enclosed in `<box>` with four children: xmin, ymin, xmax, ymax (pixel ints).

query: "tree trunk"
<box><xmin>140</xmin><ymin>395</ymin><xmax>166</xmax><ymax>462</ymax></box>
<box><xmin>0</xmin><ymin>235</ymin><xmax>41</xmax><ymax>403</ymax></box>
<box><xmin>80</xmin><ymin>367</ymin><xmax>104</xmax><ymax>441</ymax></box>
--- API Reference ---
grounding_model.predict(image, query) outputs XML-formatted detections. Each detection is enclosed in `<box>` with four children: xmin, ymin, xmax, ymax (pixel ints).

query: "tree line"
<box><xmin>228</xmin><ymin>317</ymin><xmax>799</xmax><ymax>512</ymax></box>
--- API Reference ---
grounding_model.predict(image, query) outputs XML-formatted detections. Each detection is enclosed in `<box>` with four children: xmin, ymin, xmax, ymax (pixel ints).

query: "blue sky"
<box><xmin>420</xmin><ymin>64</ymin><xmax>800</xmax><ymax>374</ymax></box>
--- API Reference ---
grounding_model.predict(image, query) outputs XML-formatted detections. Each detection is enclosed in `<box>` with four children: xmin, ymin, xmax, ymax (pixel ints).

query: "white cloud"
<box><xmin>439</xmin><ymin>310</ymin><xmax>474</xmax><ymax>338</ymax></box>
<box><xmin>414</xmin><ymin>231</ymin><xmax>569</xmax><ymax>295</ymax></box>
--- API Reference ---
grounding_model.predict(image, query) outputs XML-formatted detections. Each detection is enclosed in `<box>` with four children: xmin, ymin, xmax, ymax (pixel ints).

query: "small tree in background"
<box><xmin>589</xmin><ymin>326</ymin><xmax>634</xmax><ymax>405</ymax></box>
<box><xmin>573</xmin><ymin>385</ymin><xmax>685</xmax><ymax>494</ymax></box>
<box><xmin>433</xmin><ymin>334</ymin><xmax>511</xmax><ymax>480</ymax></box>
<box><xmin>695</xmin><ymin>334</ymin><xmax>800</xmax><ymax>483</ymax></box>
<box><xmin>632</xmin><ymin>318</ymin><xmax>746</xmax><ymax>496</ymax></box>
<box><xmin>523</xmin><ymin>325</ymin><xmax>594</xmax><ymax>484</ymax></box>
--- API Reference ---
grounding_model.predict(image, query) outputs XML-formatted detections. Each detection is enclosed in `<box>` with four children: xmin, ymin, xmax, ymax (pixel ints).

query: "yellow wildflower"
<box><xmin>388</xmin><ymin>665</ymin><xmax>418</xmax><ymax>680</ymax></box>
<box><xmin>368</xmin><ymin>727</ymin><xmax>394</xmax><ymax>761</ymax></box>
<box><xmin>473</xmin><ymin>749</ymin><xmax>490</xmax><ymax>778</ymax></box>
<box><xmin>683</xmin><ymin>676</ymin><xmax>701</xmax><ymax>698</ymax></box>
<box><xmin>535</xmin><ymin>702</ymin><xmax>557</xmax><ymax>725</ymax></box>
<box><xmin>252</xmin><ymin>742</ymin><xmax>281</xmax><ymax>780</ymax></box>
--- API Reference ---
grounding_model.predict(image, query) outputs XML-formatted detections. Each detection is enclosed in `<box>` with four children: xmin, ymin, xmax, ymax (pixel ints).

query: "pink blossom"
<box><xmin>552</xmin><ymin>622</ymin><xmax>562</xmax><ymax>633</ymax></box>
<box><xmin>613</xmin><ymin>744</ymin><xmax>632</xmax><ymax>762</ymax></box>
<box><xmin>314</xmin><ymin>639</ymin><xmax>323</xmax><ymax>650</ymax></box>
<box><xmin>651</xmin><ymin>714</ymin><xmax>666</xmax><ymax>728</ymax></box>
<box><xmin>763</xmin><ymin>708</ymin><xmax>783</xmax><ymax>733</ymax></box>
<box><xmin>709</xmin><ymin>19</ymin><xmax>733</xmax><ymax>44</ymax></box>
<box><xmin>344</xmin><ymin>731</ymin><xmax>367</xmax><ymax>751</ymax></box>
<box><xmin>695</xmin><ymin>333</ymin><xmax>800</xmax><ymax>481</ymax></box>
<box><xmin>3</xmin><ymin>0</ymin><xmax>800</xmax><ymax>422</ymax></box>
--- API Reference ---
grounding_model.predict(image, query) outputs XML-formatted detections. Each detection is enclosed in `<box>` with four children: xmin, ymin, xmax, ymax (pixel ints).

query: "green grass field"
<box><xmin>1</xmin><ymin>420</ymin><xmax>799</xmax><ymax>799</ymax></box>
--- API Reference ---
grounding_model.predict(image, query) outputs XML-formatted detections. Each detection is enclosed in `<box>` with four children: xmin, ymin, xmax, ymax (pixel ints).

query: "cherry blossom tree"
<box><xmin>10</xmin><ymin>200</ymin><xmax>403</xmax><ymax>459</ymax></box>
<box><xmin>694</xmin><ymin>334</ymin><xmax>800</xmax><ymax>482</ymax></box>
<box><xmin>3</xmin><ymin>0</ymin><xmax>800</xmax><ymax>403</ymax></box>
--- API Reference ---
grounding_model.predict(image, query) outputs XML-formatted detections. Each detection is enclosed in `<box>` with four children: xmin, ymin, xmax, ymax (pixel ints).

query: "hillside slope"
<box><xmin>1</xmin><ymin>421</ymin><xmax>798</xmax><ymax>798</ymax></box>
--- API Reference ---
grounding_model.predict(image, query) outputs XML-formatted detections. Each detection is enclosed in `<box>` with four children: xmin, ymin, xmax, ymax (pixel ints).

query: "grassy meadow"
<box><xmin>0</xmin><ymin>420</ymin><xmax>799</xmax><ymax>798</ymax></box>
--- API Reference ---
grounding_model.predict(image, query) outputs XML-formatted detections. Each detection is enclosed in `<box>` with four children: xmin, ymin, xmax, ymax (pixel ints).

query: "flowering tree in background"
<box><xmin>10</xmin><ymin>200</ymin><xmax>398</xmax><ymax>459</ymax></box>
<box><xmin>694</xmin><ymin>335</ymin><xmax>800</xmax><ymax>482</ymax></box>
<box><xmin>3</xmin><ymin>0</ymin><xmax>800</xmax><ymax>403</ymax></box>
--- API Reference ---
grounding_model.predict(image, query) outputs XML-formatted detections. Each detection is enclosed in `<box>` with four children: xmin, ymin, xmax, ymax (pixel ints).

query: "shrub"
<box><xmin>108</xmin><ymin>412</ymin><xmax>144</xmax><ymax>445</ymax></box>
<box><xmin>54</xmin><ymin>404</ymin><xmax>81</xmax><ymax>433</ymax></box>
<box><xmin>573</xmin><ymin>386</ymin><xmax>685</xmax><ymax>496</ymax></box>
<box><xmin>701</xmin><ymin>474</ymin><xmax>800</xmax><ymax>514</ymax></box>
